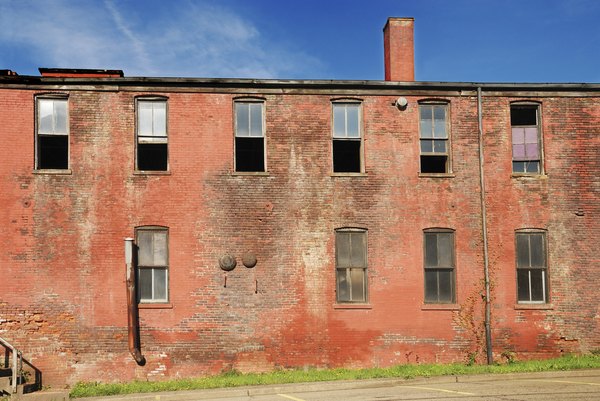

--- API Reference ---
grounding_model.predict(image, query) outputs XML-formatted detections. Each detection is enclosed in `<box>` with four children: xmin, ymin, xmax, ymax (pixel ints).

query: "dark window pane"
<box><xmin>138</xmin><ymin>268</ymin><xmax>153</xmax><ymax>301</ymax></box>
<box><xmin>511</xmin><ymin>107</ymin><xmax>537</xmax><ymax>126</ymax></box>
<box><xmin>138</xmin><ymin>143</ymin><xmax>168</xmax><ymax>171</ymax></box>
<box><xmin>513</xmin><ymin>161</ymin><xmax>525</xmax><ymax>173</ymax></box>
<box><xmin>517</xmin><ymin>269</ymin><xmax>531</xmax><ymax>301</ymax></box>
<box><xmin>333</xmin><ymin>140</ymin><xmax>361</xmax><ymax>172</ymax></box>
<box><xmin>350</xmin><ymin>268</ymin><xmax>366</xmax><ymax>302</ymax></box>
<box><xmin>424</xmin><ymin>270</ymin><xmax>438</xmax><ymax>303</ymax></box>
<box><xmin>336</xmin><ymin>269</ymin><xmax>350</xmax><ymax>302</ymax></box>
<box><xmin>529</xmin><ymin>234</ymin><xmax>545</xmax><ymax>267</ymax></box>
<box><xmin>437</xmin><ymin>233</ymin><xmax>453</xmax><ymax>268</ymax></box>
<box><xmin>424</xmin><ymin>233</ymin><xmax>438</xmax><ymax>267</ymax></box>
<box><xmin>336</xmin><ymin>232</ymin><xmax>351</xmax><ymax>267</ymax></box>
<box><xmin>438</xmin><ymin>269</ymin><xmax>453</xmax><ymax>302</ymax></box>
<box><xmin>420</xmin><ymin>155</ymin><xmax>447</xmax><ymax>173</ymax></box>
<box><xmin>350</xmin><ymin>232</ymin><xmax>366</xmax><ymax>267</ymax></box>
<box><xmin>235</xmin><ymin>137</ymin><xmax>265</xmax><ymax>172</ymax></box>
<box><xmin>516</xmin><ymin>234</ymin><xmax>530</xmax><ymax>268</ymax></box>
<box><xmin>38</xmin><ymin>135</ymin><xmax>68</xmax><ymax>169</ymax></box>
<box><xmin>530</xmin><ymin>269</ymin><xmax>546</xmax><ymax>302</ymax></box>
<box><xmin>525</xmin><ymin>161</ymin><xmax>540</xmax><ymax>173</ymax></box>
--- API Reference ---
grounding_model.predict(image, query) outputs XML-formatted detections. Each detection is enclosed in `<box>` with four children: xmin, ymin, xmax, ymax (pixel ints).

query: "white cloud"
<box><xmin>0</xmin><ymin>0</ymin><xmax>322</xmax><ymax>78</ymax></box>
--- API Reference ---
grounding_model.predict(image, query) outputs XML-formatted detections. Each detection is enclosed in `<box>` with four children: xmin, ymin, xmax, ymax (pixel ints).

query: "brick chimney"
<box><xmin>383</xmin><ymin>17</ymin><xmax>415</xmax><ymax>81</ymax></box>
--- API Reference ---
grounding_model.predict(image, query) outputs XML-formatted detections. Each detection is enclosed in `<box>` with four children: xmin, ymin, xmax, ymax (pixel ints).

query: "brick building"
<box><xmin>1</xmin><ymin>18</ymin><xmax>599</xmax><ymax>387</ymax></box>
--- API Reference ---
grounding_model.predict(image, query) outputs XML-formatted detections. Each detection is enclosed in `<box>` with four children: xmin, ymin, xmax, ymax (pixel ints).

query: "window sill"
<box><xmin>330</xmin><ymin>172</ymin><xmax>367</xmax><ymax>177</ymax></box>
<box><xmin>33</xmin><ymin>169</ymin><xmax>72</xmax><ymax>175</ymax></box>
<box><xmin>511</xmin><ymin>173</ymin><xmax>548</xmax><ymax>179</ymax></box>
<box><xmin>138</xmin><ymin>303</ymin><xmax>173</xmax><ymax>309</ymax></box>
<box><xmin>231</xmin><ymin>171</ymin><xmax>269</xmax><ymax>176</ymax></box>
<box><xmin>133</xmin><ymin>170</ymin><xmax>171</xmax><ymax>176</ymax></box>
<box><xmin>418</xmin><ymin>173</ymin><xmax>455</xmax><ymax>178</ymax></box>
<box><xmin>421</xmin><ymin>303</ymin><xmax>460</xmax><ymax>311</ymax></box>
<box><xmin>514</xmin><ymin>303</ymin><xmax>553</xmax><ymax>310</ymax></box>
<box><xmin>333</xmin><ymin>303</ymin><xmax>372</xmax><ymax>310</ymax></box>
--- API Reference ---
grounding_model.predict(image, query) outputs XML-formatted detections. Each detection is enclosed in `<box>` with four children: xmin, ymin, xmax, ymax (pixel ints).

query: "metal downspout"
<box><xmin>477</xmin><ymin>87</ymin><xmax>493</xmax><ymax>364</ymax></box>
<box><xmin>125</xmin><ymin>238</ymin><xmax>145</xmax><ymax>365</ymax></box>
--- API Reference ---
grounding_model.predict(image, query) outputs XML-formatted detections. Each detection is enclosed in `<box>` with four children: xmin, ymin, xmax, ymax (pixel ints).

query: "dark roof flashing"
<box><xmin>38</xmin><ymin>68</ymin><xmax>124</xmax><ymax>78</ymax></box>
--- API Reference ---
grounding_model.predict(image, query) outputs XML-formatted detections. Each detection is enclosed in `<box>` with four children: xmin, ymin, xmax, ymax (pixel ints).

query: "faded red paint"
<box><xmin>2</xmin><ymin>84</ymin><xmax>598</xmax><ymax>387</ymax></box>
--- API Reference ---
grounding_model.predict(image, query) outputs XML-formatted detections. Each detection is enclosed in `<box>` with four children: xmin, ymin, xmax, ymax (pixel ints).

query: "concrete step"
<box><xmin>16</xmin><ymin>390</ymin><xmax>69</xmax><ymax>401</ymax></box>
<box><xmin>0</xmin><ymin>367</ymin><xmax>12</xmax><ymax>377</ymax></box>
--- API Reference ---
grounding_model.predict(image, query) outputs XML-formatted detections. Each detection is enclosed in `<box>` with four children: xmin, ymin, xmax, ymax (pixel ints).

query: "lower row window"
<box><xmin>516</xmin><ymin>231</ymin><xmax>548</xmax><ymax>303</ymax></box>
<box><xmin>424</xmin><ymin>229</ymin><xmax>455</xmax><ymax>303</ymax></box>
<box><xmin>335</xmin><ymin>229</ymin><xmax>367</xmax><ymax>303</ymax></box>
<box><xmin>136</xmin><ymin>226</ymin><xmax>169</xmax><ymax>303</ymax></box>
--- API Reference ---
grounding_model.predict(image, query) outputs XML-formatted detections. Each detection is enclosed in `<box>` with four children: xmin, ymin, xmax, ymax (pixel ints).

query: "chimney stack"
<box><xmin>383</xmin><ymin>17</ymin><xmax>415</xmax><ymax>81</ymax></box>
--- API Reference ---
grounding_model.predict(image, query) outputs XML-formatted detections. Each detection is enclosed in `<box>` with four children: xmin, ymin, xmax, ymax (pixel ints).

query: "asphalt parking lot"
<box><xmin>84</xmin><ymin>369</ymin><xmax>600</xmax><ymax>401</ymax></box>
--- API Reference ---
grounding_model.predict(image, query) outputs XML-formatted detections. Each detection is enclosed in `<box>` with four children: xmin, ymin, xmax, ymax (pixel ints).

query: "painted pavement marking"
<box><xmin>277</xmin><ymin>393</ymin><xmax>307</xmax><ymax>401</ymax></box>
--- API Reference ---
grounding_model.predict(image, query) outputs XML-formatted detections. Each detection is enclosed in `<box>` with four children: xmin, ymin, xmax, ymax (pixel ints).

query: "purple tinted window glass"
<box><xmin>512</xmin><ymin>127</ymin><xmax>525</xmax><ymax>144</ymax></box>
<box><xmin>513</xmin><ymin>144</ymin><xmax>526</xmax><ymax>159</ymax></box>
<box><xmin>526</xmin><ymin>143</ymin><xmax>539</xmax><ymax>159</ymax></box>
<box><xmin>524</xmin><ymin>127</ymin><xmax>538</xmax><ymax>143</ymax></box>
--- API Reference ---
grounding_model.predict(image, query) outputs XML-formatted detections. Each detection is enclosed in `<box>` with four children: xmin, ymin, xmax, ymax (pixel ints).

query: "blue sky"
<box><xmin>1</xmin><ymin>0</ymin><xmax>598</xmax><ymax>82</ymax></box>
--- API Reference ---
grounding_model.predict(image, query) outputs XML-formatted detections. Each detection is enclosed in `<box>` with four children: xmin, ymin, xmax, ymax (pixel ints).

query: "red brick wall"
<box><xmin>1</xmin><ymin>86</ymin><xmax>599</xmax><ymax>385</ymax></box>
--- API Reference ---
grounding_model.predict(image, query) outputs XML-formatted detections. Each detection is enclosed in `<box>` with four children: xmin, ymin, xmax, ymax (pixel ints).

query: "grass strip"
<box><xmin>70</xmin><ymin>354</ymin><xmax>600</xmax><ymax>398</ymax></box>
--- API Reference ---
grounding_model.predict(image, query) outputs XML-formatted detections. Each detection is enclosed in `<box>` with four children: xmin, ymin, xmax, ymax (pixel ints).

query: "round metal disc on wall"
<box><xmin>219</xmin><ymin>254</ymin><xmax>237</xmax><ymax>271</ymax></box>
<box><xmin>242</xmin><ymin>253</ymin><xmax>257</xmax><ymax>268</ymax></box>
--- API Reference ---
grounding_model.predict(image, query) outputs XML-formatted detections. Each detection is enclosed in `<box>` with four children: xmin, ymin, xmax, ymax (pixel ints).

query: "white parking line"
<box><xmin>531</xmin><ymin>379</ymin><xmax>600</xmax><ymax>386</ymax></box>
<box><xmin>402</xmin><ymin>385</ymin><xmax>475</xmax><ymax>395</ymax></box>
<box><xmin>278</xmin><ymin>393</ymin><xmax>307</xmax><ymax>401</ymax></box>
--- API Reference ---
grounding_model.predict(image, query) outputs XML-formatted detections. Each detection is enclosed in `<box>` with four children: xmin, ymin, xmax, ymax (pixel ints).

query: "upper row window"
<box><xmin>33</xmin><ymin>98</ymin><xmax>543</xmax><ymax>176</ymax></box>
<box><xmin>511</xmin><ymin>104</ymin><xmax>542</xmax><ymax>174</ymax></box>
<box><xmin>235</xmin><ymin>101</ymin><xmax>265</xmax><ymax>172</ymax></box>
<box><xmin>419</xmin><ymin>103</ymin><xmax>450</xmax><ymax>174</ymax></box>
<box><xmin>36</xmin><ymin>98</ymin><xmax>69</xmax><ymax>170</ymax></box>
<box><xmin>137</xmin><ymin>99</ymin><xmax>168</xmax><ymax>171</ymax></box>
<box><xmin>332</xmin><ymin>103</ymin><xmax>363</xmax><ymax>173</ymax></box>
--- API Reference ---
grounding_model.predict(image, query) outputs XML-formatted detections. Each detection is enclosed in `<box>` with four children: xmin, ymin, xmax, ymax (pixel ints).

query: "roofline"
<box><xmin>1</xmin><ymin>75</ymin><xmax>599</xmax><ymax>91</ymax></box>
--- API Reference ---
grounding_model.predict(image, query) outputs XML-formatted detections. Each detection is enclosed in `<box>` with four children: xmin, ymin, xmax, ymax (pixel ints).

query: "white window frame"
<box><xmin>136</xmin><ymin>98</ymin><xmax>168</xmax><ymax>171</ymax></box>
<box><xmin>332</xmin><ymin>102</ymin><xmax>363</xmax><ymax>173</ymax></box>
<box><xmin>136</xmin><ymin>226</ymin><xmax>169</xmax><ymax>303</ymax></box>
<box><xmin>234</xmin><ymin>100</ymin><xmax>266</xmax><ymax>172</ymax></box>
<box><xmin>35</xmin><ymin>96</ymin><xmax>69</xmax><ymax>170</ymax></box>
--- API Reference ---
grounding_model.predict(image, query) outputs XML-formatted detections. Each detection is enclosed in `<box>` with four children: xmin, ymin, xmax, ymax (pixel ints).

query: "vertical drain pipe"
<box><xmin>477</xmin><ymin>87</ymin><xmax>493</xmax><ymax>364</ymax></box>
<box><xmin>125</xmin><ymin>238</ymin><xmax>145</xmax><ymax>365</ymax></box>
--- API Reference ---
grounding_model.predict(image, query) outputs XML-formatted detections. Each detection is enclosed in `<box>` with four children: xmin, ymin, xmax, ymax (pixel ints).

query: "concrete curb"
<box><xmin>80</xmin><ymin>369</ymin><xmax>600</xmax><ymax>401</ymax></box>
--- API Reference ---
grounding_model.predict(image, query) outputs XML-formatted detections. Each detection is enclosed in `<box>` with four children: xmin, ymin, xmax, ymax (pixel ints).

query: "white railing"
<box><xmin>0</xmin><ymin>336</ymin><xmax>21</xmax><ymax>393</ymax></box>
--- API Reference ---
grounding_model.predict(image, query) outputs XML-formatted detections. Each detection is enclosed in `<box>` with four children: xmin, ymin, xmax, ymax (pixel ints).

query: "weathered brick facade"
<box><xmin>1</xmin><ymin>18</ymin><xmax>599</xmax><ymax>386</ymax></box>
